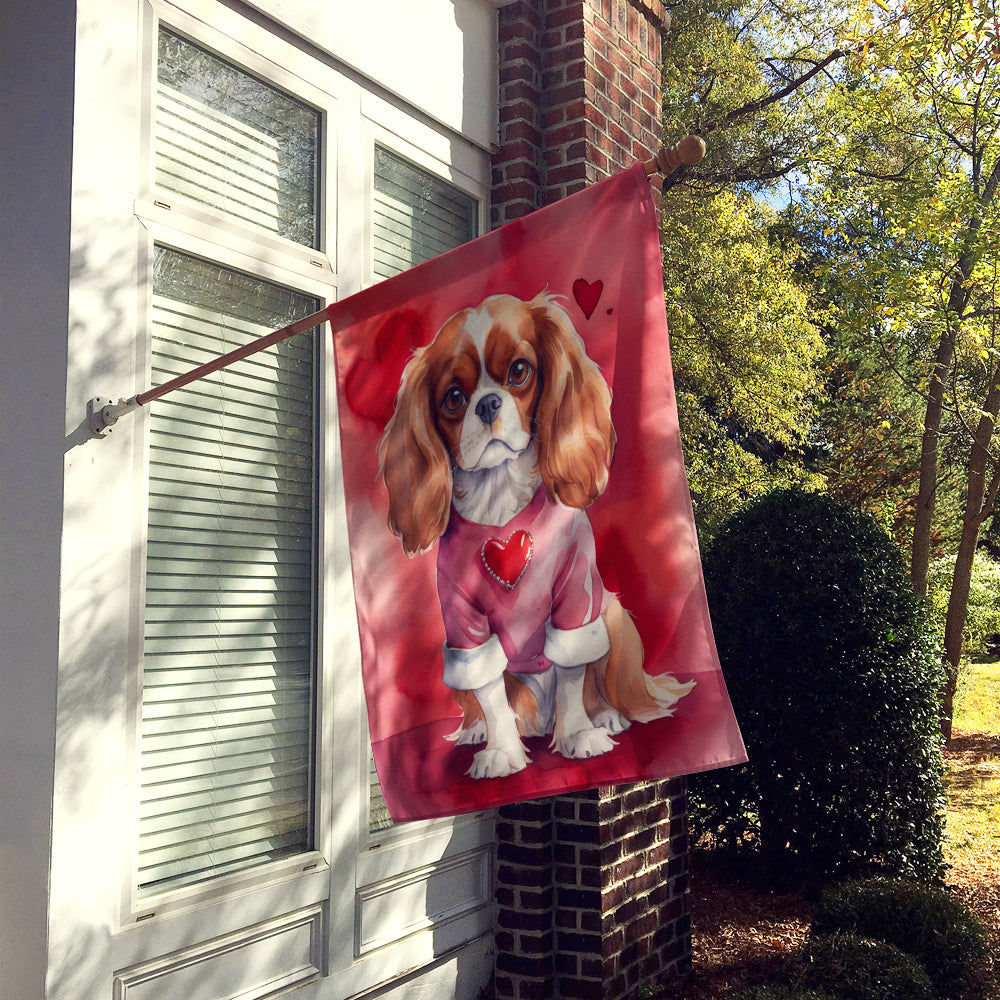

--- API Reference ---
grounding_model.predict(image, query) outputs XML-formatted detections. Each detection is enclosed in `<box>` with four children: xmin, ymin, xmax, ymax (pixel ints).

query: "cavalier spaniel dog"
<box><xmin>378</xmin><ymin>291</ymin><xmax>694</xmax><ymax>779</ymax></box>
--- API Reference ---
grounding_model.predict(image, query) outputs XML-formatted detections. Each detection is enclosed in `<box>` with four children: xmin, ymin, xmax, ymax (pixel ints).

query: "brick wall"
<box><xmin>490</xmin><ymin>7</ymin><xmax>691</xmax><ymax>997</ymax></box>
<box><xmin>492</xmin><ymin>0</ymin><xmax>668</xmax><ymax>227</ymax></box>
<box><xmin>494</xmin><ymin>782</ymin><xmax>691</xmax><ymax>1000</ymax></box>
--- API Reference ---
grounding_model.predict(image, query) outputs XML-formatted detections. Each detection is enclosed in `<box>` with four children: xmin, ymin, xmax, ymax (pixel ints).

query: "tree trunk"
<box><xmin>911</xmin><ymin>160</ymin><xmax>1000</xmax><ymax>596</ymax></box>
<box><xmin>940</xmin><ymin>373</ymin><xmax>1000</xmax><ymax>741</ymax></box>
<box><xmin>910</xmin><ymin>327</ymin><xmax>957</xmax><ymax>597</ymax></box>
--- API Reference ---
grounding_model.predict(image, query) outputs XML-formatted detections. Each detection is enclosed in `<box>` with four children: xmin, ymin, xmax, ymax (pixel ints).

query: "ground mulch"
<box><xmin>664</xmin><ymin>733</ymin><xmax>1000</xmax><ymax>999</ymax></box>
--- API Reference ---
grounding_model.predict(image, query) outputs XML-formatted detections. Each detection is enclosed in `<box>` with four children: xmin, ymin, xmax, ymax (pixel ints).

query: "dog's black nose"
<box><xmin>475</xmin><ymin>393</ymin><xmax>502</xmax><ymax>425</ymax></box>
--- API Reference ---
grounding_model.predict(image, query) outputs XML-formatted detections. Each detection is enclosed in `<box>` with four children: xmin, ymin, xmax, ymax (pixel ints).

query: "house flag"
<box><xmin>330</xmin><ymin>164</ymin><xmax>746</xmax><ymax>822</ymax></box>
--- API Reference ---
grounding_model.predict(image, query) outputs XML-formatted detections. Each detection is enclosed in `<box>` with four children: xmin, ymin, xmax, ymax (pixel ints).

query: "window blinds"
<box><xmin>138</xmin><ymin>248</ymin><xmax>318</xmax><ymax>895</ymax></box>
<box><xmin>155</xmin><ymin>28</ymin><xmax>320</xmax><ymax>249</ymax></box>
<box><xmin>367</xmin><ymin>148</ymin><xmax>477</xmax><ymax>833</ymax></box>
<box><xmin>372</xmin><ymin>146</ymin><xmax>477</xmax><ymax>280</ymax></box>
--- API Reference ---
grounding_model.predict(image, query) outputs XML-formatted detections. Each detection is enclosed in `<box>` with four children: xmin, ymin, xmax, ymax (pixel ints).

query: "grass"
<box><xmin>945</xmin><ymin>659</ymin><xmax>1000</xmax><ymax>867</ymax></box>
<box><xmin>942</xmin><ymin>658</ymin><xmax>1000</xmax><ymax>1000</ymax></box>
<box><xmin>955</xmin><ymin>658</ymin><xmax>1000</xmax><ymax>734</ymax></box>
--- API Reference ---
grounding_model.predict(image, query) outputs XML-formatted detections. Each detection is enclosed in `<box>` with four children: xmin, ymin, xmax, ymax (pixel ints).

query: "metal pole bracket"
<box><xmin>88</xmin><ymin>396</ymin><xmax>140</xmax><ymax>438</ymax></box>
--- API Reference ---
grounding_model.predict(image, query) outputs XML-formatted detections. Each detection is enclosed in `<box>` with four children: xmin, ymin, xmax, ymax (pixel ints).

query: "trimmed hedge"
<box><xmin>793</xmin><ymin>933</ymin><xmax>934</xmax><ymax>1000</ymax></box>
<box><xmin>692</xmin><ymin>489</ymin><xmax>946</xmax><ymax>881</ymax></box>
<box><xmin>812</xmin><ymin>878</ymin><xmax>988</xmax><ymax>999</ymax></box>
<box><xmin>732</xmin><ymin>988</ymin><xmax>837</xmax><ymax>1000</ymax></box>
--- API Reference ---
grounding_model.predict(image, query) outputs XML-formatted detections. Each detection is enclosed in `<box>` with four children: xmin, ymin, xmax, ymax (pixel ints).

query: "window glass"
<box><xmin>156</xmin><ymin>27</ymin><xmax>320</xmax><ymax>248</ymax></box>
<box><xmin>368</xmin><ymin>147</ymin><xmax>478</xmax><ymax>833</ymax></box>
<box><xmin>138</xmin><ymin>246</ymin><xmax>318</xmax><ymax>895</ymax></box>
<box><xmin>372</xmin><ymin>146</ymin><xmax>477</xmax><ymax>278</ymax></box>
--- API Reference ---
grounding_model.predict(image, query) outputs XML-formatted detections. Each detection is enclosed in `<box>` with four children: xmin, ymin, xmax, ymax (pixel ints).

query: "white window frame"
<box><xmin>111</xmin><ymin>0</ymin><xmax>495</xmax><ymax>992</ymax></box>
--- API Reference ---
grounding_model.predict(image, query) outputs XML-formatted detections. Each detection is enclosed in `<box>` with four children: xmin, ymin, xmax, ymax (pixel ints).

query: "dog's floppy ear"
<box><xmin>377</xmin><ymin>348</ymin><xmax>453</xmax><ymax>556</ymax></box>
<box><xmin>530</xmin><ymin>292</ymin><xmax>616</xmax><ymax>508</ymax></box>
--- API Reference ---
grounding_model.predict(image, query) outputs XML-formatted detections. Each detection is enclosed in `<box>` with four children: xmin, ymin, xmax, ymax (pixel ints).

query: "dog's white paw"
<box><xmin>552</xmin><ymin>725</ymin><xmax>617</xmax><ymax>760</ymax></box>
<box><xmin>453</xmin><ymin>720</ymin><xmax>487</xmax><ymax>745</ymax></box>
<box><xmin>592</xmin><ymin>707</ymin><xmax>631</xmax><ymax>735</ymax></box>
<box><xmin>468</xmin><ymin>744</ymin><xmax>529</xmax><ymax>779</ymax></box>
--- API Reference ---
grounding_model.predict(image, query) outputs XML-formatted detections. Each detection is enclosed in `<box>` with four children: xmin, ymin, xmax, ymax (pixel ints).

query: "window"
<box><xmin>367</xmin><ymin>146</ymin><xmax>478</xmax><ymax>834</ymax></box>
<box><xmin>139</xmin><ymin>248</ymin><xmax>319</xmax><ymax>895</ymax></box>
<box><xmin>136</xmin><ymin>26</ymin><xmax>323</xmax><ymax>898</ymax></box>
<box><xmin>155</xmin><ymin>28</ymin><xmax>320</xmax><ymax>247</ymax></box>
<box><xmin>118</xmin><ymin>7</ymin><xmax>494</xmax><ymax>992</ymax></box>
<box><xmin>372</xmin><ymin>145</ymin><xmax>477</xmax><ymax>278</ymax></box>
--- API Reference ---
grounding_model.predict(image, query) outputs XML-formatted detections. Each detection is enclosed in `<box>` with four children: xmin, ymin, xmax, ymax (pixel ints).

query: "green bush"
<box><xmin>793</xmin><ymin>933</ymin><xmax>934</xmax><ymax>1000</ymax></box>
<box><xmin>811</xmin><ymin>878</ymin><xmax>988</xmax><ymax>999</ymax></box>
<box><xmin>731</xmin><ymin>987</ymin><xmax>838</xmax><ymax>1000</ymax></box>
<box><xmin>691</xmin><ymin>489</ymin><xmax>946</xmax><ymax>882</ymax></box>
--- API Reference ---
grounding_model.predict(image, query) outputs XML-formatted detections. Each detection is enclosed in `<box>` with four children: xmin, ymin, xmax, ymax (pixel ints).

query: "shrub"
<box><xmin>691</xmin><ymin>489</ymin><xmax>946</xmax><ymax>882</ymax></box>
<box><xmin>811</xmin><ymin>878</ymin><xmax>988</xmax><ymax>999</ymax></box>
<box><xmin>792</xmin><ymin>933</ymin><xmax>934</xmax><ymax>1000</ymax></box>
<box><xmin>732</xmin><ymin>987</ymin><xmax>837</xmax><ymax>1000</ymax></box>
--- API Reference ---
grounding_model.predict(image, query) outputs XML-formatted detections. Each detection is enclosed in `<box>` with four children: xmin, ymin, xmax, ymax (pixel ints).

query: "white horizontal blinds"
<box><xmin>368</xmin><ymin>148</ymin><xmax>478</xmax><ymax>833</ymax></box>
<box><xmin>156</xmin><ymin>28</ymin><xmax>320</xmax><ymax>248</ymax></box>
<box><xmin>372</xmin><ymin>146</ymin><xmax>477</xmax><ymax>279</ymax></box>
<box><xmin>139</xmin><ymin>247</ymin><xmax>319</xmax><ymax>895</ymax></box>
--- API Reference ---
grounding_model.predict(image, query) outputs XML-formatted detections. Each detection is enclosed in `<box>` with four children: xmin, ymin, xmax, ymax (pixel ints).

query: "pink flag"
<box><xmin>331</xmin><ymin>165</ymin><xmax>745</xmax><ymax>822</ymax></box>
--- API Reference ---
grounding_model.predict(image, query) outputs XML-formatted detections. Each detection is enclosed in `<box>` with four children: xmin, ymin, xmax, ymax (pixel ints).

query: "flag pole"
<box><xmin>87</xmin><ymin>306</ymin><xmax>331</xmax><ymax>437</ymax></box>
<box><xmin>88</xmin><ymin>136</ymin><xmax>705</xmax><ymax>438</ymax></box>
<box><xmin>642</xmin><ymin>134</ymin><xmax>706</xmax><ymax>177</ymax></box>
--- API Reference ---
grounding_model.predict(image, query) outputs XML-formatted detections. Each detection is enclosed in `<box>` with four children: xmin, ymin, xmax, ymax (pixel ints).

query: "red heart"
<box><xmin>344</xmin><ymin>309</ymin><xmax>425</xmax><ymax>423</ymax></box>
<box><xmin>481</xmin><ymin>529</ymin><xmax>533</xmax><ymax>590</ymax></box>
<box><xmin>572</xmin><ymin>278</ymin><xmax>604</xmax><ymax>320</ymax></box>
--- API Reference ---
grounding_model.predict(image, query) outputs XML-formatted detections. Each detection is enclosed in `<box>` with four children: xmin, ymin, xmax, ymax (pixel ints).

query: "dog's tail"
<box><xmin>590</xmin><ymin>597</ymin><xmax>695</xmax><ymax>722</ymax></box>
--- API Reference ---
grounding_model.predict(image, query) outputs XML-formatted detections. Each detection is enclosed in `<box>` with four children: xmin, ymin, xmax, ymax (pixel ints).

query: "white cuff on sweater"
<box><xmin>441</xmin><ymin>634</ymin><xmax>507</xmax><ymax>690</ymax></box>
<box><xmin>544</xmin><ymin>616</ymin><xmax>609</xmax><ymax>667</ymax></box>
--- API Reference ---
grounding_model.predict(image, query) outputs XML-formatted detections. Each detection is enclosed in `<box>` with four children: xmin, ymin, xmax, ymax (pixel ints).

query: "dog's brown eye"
<box><xmin>442</xmin><ymin>386</ymin><xmax>467</xmax><ymax>414</ymax></box>
<box><xmin>508</xmin><ymin>358</ymin><xmax>533</xmax><ymax>387</ymax></box>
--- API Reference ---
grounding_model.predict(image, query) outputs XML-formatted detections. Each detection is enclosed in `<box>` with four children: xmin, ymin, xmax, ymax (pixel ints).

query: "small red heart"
<box><xmin>572</xmin><ymin>278</ymin><xmax>604</xmax><ymax>320</ymax></box>
<box><xmin>481</xmin><ymin>529</ymin><xmax>533</xmax><ymax>590</ymax></box>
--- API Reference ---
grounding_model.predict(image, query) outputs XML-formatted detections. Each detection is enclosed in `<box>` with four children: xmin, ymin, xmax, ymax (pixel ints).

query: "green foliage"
<box><xmin>792</xmin><ymin>934</ymin><xmax>934</xmax><ymax>1000</ymax></box>
<box><xmin>732</xmin><ymin>987</ymin><xmax>837</xmax><ymax>1000</ymax></box>
<box><xmin>661</xmin><ymin>0</ymin><xmax>851</xmax><ymax>193</ymax></box>
<box><xmin>691</xmin><ymin>489</ymin><xmax>947</xmax><ymax>882</ymax></box>
<box><xmin>664</xmin><ymin>188</ymin><xmax>826</xmax><ymax>543</ymax></box>
<box><xmin>658</xmin><ymin>1</ymin><xmax>838</xmax><ymax>542</ymax></box>
<box><xmin>811</xmin><ymin>878</ymin><xmax>988</xmax><ymax>999</ymax></box>
<box><xmin>927</xmin><ymin>550</ymin><xmax>1000</xmax><ymax>659</ymax></box>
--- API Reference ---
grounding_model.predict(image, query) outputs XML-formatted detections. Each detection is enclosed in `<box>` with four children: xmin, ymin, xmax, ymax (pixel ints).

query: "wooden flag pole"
<box><xmin>88</xmin><ymin>137</ymin><xmax>705</xmax><ymax>437</ymax></box>
<box><xmin>642</xmin><ymin>134</ymin><xmax>706</xmax><ymax>177</ymax></box>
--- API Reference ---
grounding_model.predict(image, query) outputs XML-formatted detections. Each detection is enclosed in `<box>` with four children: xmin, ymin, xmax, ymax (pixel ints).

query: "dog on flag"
<box><xmin>377</xmin><ymin>291</ymin><xmax>694</xmax><ymax>779</ymax></box>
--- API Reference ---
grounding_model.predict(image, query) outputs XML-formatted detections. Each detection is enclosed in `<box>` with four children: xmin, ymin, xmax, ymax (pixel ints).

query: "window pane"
<box><xmin>138</xmin><ymin>247</ymin><xmax>318</xmax><ymax>895</ymax></box>
<box><xmin>156</xmin><ymin>28</ymin><xmax>320</xmax><ymax>248</ymax></box>
<box><xmin>373</xmin><ymin>146</ymin><xmax>477</xmax><ymax>279</ymax></box>
<box><xmin>369</xmin><ymin>149</ymin><xmax>478</xmax><ymax>832</ymax></box>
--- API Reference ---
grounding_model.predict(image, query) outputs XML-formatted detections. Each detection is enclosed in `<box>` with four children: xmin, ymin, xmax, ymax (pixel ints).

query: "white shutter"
<box><xmin>138</xmin><ymin>248</ymin><xmax>319</xmax><ymax>895</ymax></box>
<box><xmin>367</xmin><ymin>147</ymin><xmax>477</xmax><ymax>833</ymax></box>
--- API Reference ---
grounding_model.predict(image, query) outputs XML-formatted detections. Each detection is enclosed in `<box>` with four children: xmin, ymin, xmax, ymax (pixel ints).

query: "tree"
<box><xmin>799</xmin><ymin>0</ymin><xmax>1000</xmax><ymax>736</ymax></box>
<box><xmin>661</xmin><ymin>188</ymin><xmax>825</xmax><ymax>540</ymax></box>
<box><xmin>659</xmin><ymin>1</ymin><xmax>845</xmax><ymax>539</ymax></box>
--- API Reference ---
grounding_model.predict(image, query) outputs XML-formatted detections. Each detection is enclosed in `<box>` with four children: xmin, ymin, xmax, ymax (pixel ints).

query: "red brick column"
<box><xmin>491</xmin><ymin>3</ymin><xmax>692</xmax><ymax>999</ymax></box>
<box><xmin>493</xmin><ymin>0</ymin><xmax>668</xmax><ymax>226</ymax></box>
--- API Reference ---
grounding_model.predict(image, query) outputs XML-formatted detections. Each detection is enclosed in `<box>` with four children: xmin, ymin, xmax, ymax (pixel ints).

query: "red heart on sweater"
<box><xmin>481</xmin><ymin>529</ymin><xmax>533</xmax><ymax>590</ymax></box>
<box><xmin>572</xmin><ymin>278</ymin><xmax>603</xmax><ymax>320</ymax></box>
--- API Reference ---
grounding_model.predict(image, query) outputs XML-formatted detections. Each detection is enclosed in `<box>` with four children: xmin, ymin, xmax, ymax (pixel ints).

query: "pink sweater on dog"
<box><xmin>436</xmin><ymin>487</ymin><xmax>610</xmax><ymax>689</ymax></box>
